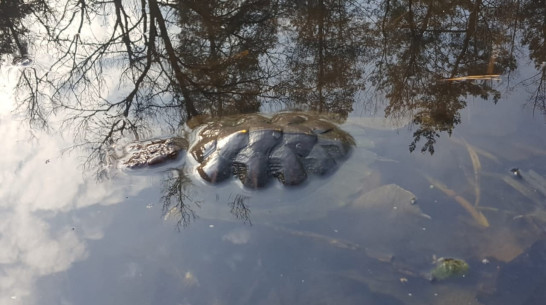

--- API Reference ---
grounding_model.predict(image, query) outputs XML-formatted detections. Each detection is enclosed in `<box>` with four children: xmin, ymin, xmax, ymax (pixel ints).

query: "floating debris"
<box><xmin>509</xmin><ymin>168</ymin><xmax>522</xmax><ymax>178</ymax></box>
<box><xmin>443</xmin><ymin>74</ymin><xmax>500</xmax><ymax>81</ymax></box>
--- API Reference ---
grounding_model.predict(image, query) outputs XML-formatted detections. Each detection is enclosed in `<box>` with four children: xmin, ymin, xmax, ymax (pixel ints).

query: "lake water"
<box><xmin>1</xmin><ymin>1</ymin><xmax>546</xmax><ymax>305</ymax></box>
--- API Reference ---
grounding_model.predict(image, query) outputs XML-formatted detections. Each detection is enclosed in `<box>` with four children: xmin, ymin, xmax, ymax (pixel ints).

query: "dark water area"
<box><xmin>1</xmin><ymin>1</ymin><xmax>546</xmax><ymax>305</ymax></box>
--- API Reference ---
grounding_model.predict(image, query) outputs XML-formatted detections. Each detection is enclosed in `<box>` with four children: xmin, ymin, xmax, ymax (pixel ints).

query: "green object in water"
<box><xmin>430</xmin><ymin>257</ymin><xmax>469</xmax><ymax>281</ymax></box>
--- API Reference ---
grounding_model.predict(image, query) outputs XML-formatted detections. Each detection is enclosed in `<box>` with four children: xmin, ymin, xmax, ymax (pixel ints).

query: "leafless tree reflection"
<box><xmin>519</xmin><ymin>0</ymin><xmax>546</xmax><ymax>115</ymax></box>
<box><xmin>160</xmin><ymin>168</ymin><xmax>253</xmax><ymax>227</ymax></box>
<box><xmin>161</xmin><ymin>168</ymin><xmax>200</xmax><ymax>229</ymax></box>
<box><xmin>6</xmin><ymin>0</ymin><xmax>280</xmax><ymax>168</ymax></box>
<box><xmin>527</xmin><ymin>68</ymin><xmax>546</xmax><ymax>115</ymax></box>
<box><xmin>1</xmin><ymin>0</ymin><xmax>51</xmax><ymax>127</ymax></box>
<box><xmin>3</xmin><ymin>0</ymin><xmax>544</xmax><ymax>162</ymax></box>
<box><xmin>3</xmin><ymin>0</ymin><xmax>546</xmax><ymax>228</ymax></box>
<box><xmin>228</xmin><ymin>193</ymin><xmax>252</xmax><ymax>225</ymax></box>
<box><xmin>45</xmin><ymin>0</ymin><xmax>198</xmax><ymax>148</ymax></box>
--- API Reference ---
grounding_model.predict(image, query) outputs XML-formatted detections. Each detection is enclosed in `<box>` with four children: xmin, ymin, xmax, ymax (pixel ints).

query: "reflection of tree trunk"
<box><xmin>532</xmin><ymin>68</ymin><xmax>546</xmax><ymax>113</ymax></box>
<box><xmin>451</xmin><ymin>0</ymin><xmax>481</xmax><ymax>77</ymax></box>
<box><xmin>386</xmin><ymin>1</ymin><xmax>432</xmax><ymax>108</ymax></box>
<box><xmin>406</xmin><ymin>1</ymin><xmax>431</xmax><ymax>80</ymax></box>
<box><xmin>121</xmin><ymin>6</ymin><xmax>155</xmax><ymax>118</ymax></box>
<box><xmin>508</xmin><ymin>1</ymin><xmax>520</xmax><ymax>69</ymax></box>
<box><xmin>199</xmin><ymin>4</ymin><xmax>223</xmax><ymax>115</ymax></box>
<box><xmin>380</xmin><ymin>0</ymin><xmax>392</xmax><ymax>68</ymax></box>
<box><xmin>149</xmin><ymin>0</ymin><xmax>198</xmax><ymax>118</ymax></box>
<box><xmin>8</xmin><ymin>25</ymin><xmax>27</xmax><ymax>56</ymax></box>
<box><xmin>208</xmin><ymin>31</ymin><xmax>222</xmax><ymax>115</ymax></box>
<box><xmin>317</xmin><ymin>0</ymin><xmax>325</xmax><ymax>112</ymax></box>
<box><xmin>4</xmin><ymin>4</ymin><xmax>28</xmax><ymax>57</ymax></box>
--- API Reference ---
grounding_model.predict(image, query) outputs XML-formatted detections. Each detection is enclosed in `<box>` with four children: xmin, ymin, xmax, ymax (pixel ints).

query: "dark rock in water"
<box><xmin>478</xmin><ymin>239</ymin><xmax>546</xmax><ymax>305</ymax></box>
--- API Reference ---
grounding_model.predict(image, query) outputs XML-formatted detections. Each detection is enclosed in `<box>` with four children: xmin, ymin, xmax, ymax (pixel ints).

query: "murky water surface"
<box><xmin>1</xmin><ymin>1</ymin><xmax>546</xmax><ymax>304</ymax></box>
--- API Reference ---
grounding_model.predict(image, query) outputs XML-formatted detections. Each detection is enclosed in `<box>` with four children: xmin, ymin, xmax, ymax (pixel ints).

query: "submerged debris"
<box><xmin>425</xmin><ymin>175</ymin><xmax>490</xmax><ymax>227</ymax></box>
<box><xmin>351</xmin><ymin>184</ymin><xmax>430</xmax><ymax>219</ymax></box>
<box><xmin>451</xmin><ymin>137</ymin><xmax>489</xmax><ymax>206</ymax></box>
<box><xmin>463</xmin><ymin>139</ymin><xmax>482</xmax><ymax>206</ymax></box>
<box><xmin>430</xmin><ymin>257</ymin><xmax>469</xmax><ymax>281</ymax></box>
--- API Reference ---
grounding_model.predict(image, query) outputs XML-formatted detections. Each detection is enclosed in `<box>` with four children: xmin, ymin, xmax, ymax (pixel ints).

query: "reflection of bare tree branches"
<box><xmin>13</xmin><ymin>0</ymin><xmax>210</xmax><ymax>171</ymax></box>
<box><xmin>529</xmin><ymin>68</ymin><xmax>546</xmax><ymax>116</ymax></box>
<box><xmin>5</xmin><ymin>0</ymin><xmax>544</xmax><ymax>161</ymax></box>
<box><xmin>14</xmin><ymin>67</ymin><xmax>51</xmax><ymax>128</ymax></box>
<box><xmin>519</xmin><ymin>0</ymin><xmax>546</xmax><ymax>69</ymax></box>
<box><xmin>1</xmin><ymin>0</ymin><xmax>51</xmax><ymax>127</ymax></box>
<box><xmin>160</xmin><ymin>171</ymin><xmax>253</xmax><ymax>228</ymax></box>
<box><xmin>228</xmin><ymin>193</ymin><xmax>252</xmax><ymax>225</ymax></box>
<box><xmin>161</xmin><ymin>168</ymin><xmax>200</xmax><ymax>229</ymax></box>
<box><xmin>9</xmin><ymin>0</ymin><xmax>284</xmax><ymax>172</ymax></box>
<box><xmin>518</xmin><ymin>0</ymin><xmax>546</xmax><ymax>117</ymax></box>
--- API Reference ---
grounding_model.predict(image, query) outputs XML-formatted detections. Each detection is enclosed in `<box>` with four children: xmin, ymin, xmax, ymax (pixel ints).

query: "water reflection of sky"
<box><xmin>0</xmin><ymin>66</ymin><xmax>150</xmax><ymax>303</ymax></box>
<box><xmin>0</xmin><ymin>110</ymin><xmax>150</xmax><ymax>303</ymax></box>
<box><xmin>2</xmin><ymin>1</ymin><xmax>546</xmax><ymax>304</ymax></box>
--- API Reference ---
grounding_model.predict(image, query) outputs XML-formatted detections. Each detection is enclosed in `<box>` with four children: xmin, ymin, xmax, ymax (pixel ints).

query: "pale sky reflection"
<box><xmin>0</xmin><ymin>113</ymin><xmax>148</xmax><ymax>304</ymax></box>
<box><xmin>0</xmin><ymin>6</ymin><xmax>157</xmax><ymax>303</ymax></box>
